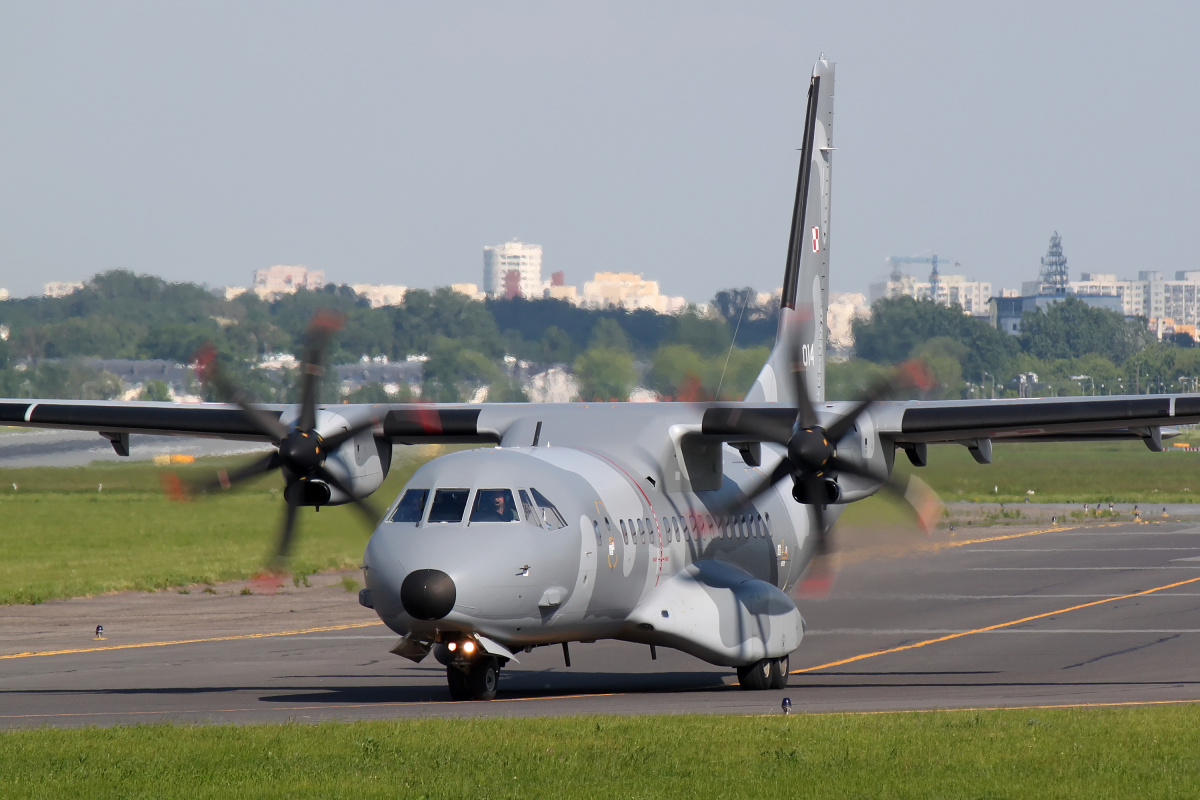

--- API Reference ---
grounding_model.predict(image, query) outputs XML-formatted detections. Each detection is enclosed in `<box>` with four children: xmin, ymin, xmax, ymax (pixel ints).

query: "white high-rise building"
<box><xmin>483</xmin><ymin>241</ymin><xmax>542</xmax><ymax>299</ymax></box>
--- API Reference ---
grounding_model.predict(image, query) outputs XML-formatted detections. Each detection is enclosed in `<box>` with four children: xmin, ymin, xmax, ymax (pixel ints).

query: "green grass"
<box><xmin>903</xmin><ymin>439</ymin><xmax>1200</xmax><ymax>504</ymax></box>
<box><xmin>2</xmin><ymin>708</ymin><xmax>1199</xmax><ymax>798</ymax></box>
<box><xmin>0</xmin><ymin>446</ymin><xmax>447</xmax><ymax>604</ymax></box>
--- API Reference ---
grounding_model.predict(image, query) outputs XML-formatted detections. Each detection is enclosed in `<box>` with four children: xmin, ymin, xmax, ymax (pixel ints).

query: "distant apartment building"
<box><xmin>44</xmin><ymin>281</ymin><xmax>83</xmax><ymax>298</ymax></box>
<box><xmin>580</xmin><ymin>272</ymin><xmax>687</xmax><ymax>314</ymax></box>
<box><xmin>351</xmin><ymin>284</ymin><xmax>408</xmax><ymax>308</ymax></box>
<box><xmin>451</xmin><ymin>283</ymin><xmax>487</xmax><ymax>301</ymax></box>
<box><xmin>828</xmin><ymin>292</ymin><xmax>869</xmax><ymax>353</ymax></box>
<box><xmin>253</xmin><ymin>265</ymin><xmax>325</xmax><ymax>299</ymax></box>
<box><xmin>996</xmin><ymin>270</ymin><xmax>1200</xmax><ymax>337</ymax></box>
<box><xmin>868</xmin><ymin>274</ymin><xmax>992</xmax><ymax>316</ymax></box>
<box><xmin>483</xmin><ymin>241</ymin><xmax>542</xmax><ymax>299</ymax></box>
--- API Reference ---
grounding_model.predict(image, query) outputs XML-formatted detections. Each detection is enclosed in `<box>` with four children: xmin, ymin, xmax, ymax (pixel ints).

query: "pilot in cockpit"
<box><xmin>470</xmin><ymin>489</ymin><xmax>519</xmax><ymax>523</ymax></box>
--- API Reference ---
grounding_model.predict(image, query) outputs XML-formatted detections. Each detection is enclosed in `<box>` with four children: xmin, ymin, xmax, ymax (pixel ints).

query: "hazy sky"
<box><xmin>2</xmin><ymin>2</ymin><xmax>1197</xmax><ymax>303</ymax></box>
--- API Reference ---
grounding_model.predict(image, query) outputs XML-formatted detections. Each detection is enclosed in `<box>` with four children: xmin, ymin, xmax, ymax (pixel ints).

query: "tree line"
<box><xmin>0</xmin><ymin>271</ymin><xmax>780</xmax><ymax>403</ymax></box>
<box><xmin>842</xmin><ymin>295</ymin><xmax>1189</xmax><ymax>399</ymax></box>
<box><xmin>2</xmin><ymin>271</ymin><xmax>1193</xmax><ymax>404</ymax></box>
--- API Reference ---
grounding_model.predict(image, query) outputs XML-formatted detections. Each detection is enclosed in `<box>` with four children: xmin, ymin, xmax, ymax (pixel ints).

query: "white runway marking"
<box><xmin>971</xmin><ymin>566</ymin><xmax>1200</xmax><ymax>571</ymax></box>
<box><xmin>841</xmin><ymin>593</ymin><xmax>1200</xmax><ymax>600</ymax></box>
<box><xmin>964</xmin><ymin>547</ymin><xmax>1200</xmax><ymax>553</ymax></box>
<box><xmin>809</xmin><ymin>629</ymin><xmax>1200</xmax><ymax>636</ymax></box>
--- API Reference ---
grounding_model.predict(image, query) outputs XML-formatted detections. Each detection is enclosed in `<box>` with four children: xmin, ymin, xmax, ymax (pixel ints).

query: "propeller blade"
<box><xmin>787</xmin><ymin>337</ymin><xmax>819</xmax><ymax>430</ymax></box>
<box><xmin>271</xmin><ymin>497</ymin><xmax>302</xmax><ymax>571</ymax></box>
<box><xmin>188</xmin><ymin>452</ymin><xmax>282</xmax><ymax>497</ymax></box>
<box><xmin>736</xmin><ymin>459</ymin><xmax>796</xmax><ymax>508</ymax></box>
<box><xmin>824</xmin><ymin>359</ymin><xmax>935</xmax><ymax>443</ymax></box>
<box><xmin>885</xmin><ymin>473</ymin><xmax>945</xmax><ymax>535</ymax></box>
<box><xmin>297</xmin><ymin>310</ymin><xmax>344</xmax><ymax>432</ymax></box>
<box><xmin>315</xmin><ymin>466</ymin><xmax>383</xmax><ymax>529</ymax></box>
<box><xmin>796</xmin><ymin>497</ymin><xmax>835</xmax><ymax>599</ymax></box>
<box><xmin>193</xmin><ymin>345</ymin><xmax>289</xmax><ymax>441</ymax></box>
<box><xmin>825</xmin><ymin>455</ymin><xmax>943</xmax><ymax>535</ymax></box>
<box><xmin>320</xmin><ymin>416</ymin><xmax>380</xmax><ymax>451</ymax></box>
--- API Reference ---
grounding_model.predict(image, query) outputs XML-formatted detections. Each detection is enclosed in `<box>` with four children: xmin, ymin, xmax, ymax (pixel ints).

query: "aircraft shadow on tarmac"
<box><xmin>8</xmin><ymin>670</ymin><xmax>1200</xmax><ymax>708</ymax></box>
<box><xmin>263</xmin><ymin>668</ymin><xmax>735</xmax><ymax>705</ymax></box>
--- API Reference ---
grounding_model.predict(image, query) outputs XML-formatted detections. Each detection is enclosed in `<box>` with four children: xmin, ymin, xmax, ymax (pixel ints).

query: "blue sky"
<box><xmin>2</xmin><ymin>1</ymin><xmax>1196</xmax><ymax>302</ymax></box>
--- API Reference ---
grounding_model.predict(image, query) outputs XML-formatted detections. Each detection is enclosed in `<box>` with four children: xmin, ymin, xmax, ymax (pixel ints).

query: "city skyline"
<box><xmin>2</xmin><ymin>3</ymin><xmax>1196</xmax><ymax>302</ymax></box>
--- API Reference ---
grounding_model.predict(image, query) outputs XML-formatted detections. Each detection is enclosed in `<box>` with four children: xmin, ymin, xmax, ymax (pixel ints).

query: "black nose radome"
<box><xmin>400</xmin><ymin>569</ymin><xmax>456</xmax><ymax>621</ymax></box>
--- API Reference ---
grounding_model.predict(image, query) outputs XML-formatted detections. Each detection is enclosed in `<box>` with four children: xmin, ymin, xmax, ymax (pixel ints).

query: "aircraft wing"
<box><xmin>0</xmin><ymin>400</ymin><xmax>502</xmax><ymax>446</ymax></box>
<box><xmin>878</xmin><ymin>395</ymin><xmax>1200</xmax><ymax>447</ymax></box>
<box><xmin>701</xmin><ymin>395</ymin><xmax>1200</xmax><ymax>454</ymax></box>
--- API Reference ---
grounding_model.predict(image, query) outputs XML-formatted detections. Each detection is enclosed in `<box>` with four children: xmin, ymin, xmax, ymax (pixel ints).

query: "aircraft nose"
<box><xmin>400</xmin><ymin>569</ymin><xmax>456</xmax><ymax>621</ymax></box>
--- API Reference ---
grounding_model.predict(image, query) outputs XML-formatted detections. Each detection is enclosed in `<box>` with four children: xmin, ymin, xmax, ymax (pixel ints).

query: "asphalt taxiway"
<box><xmin>4</xmin><ymin>518</ymin><xmax>1200</xmax><ymax>727</ymax></box>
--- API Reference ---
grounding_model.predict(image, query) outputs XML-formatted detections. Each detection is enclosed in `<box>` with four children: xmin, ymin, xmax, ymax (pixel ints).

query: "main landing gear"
<box><xmin>737</xmin><ymin>655</ymin><xmax>790</xmax><ymax>690</ymax></box>
<box><xmin>447</xmin><ymin>655</ymin><xmax>502</xmax><ymax>701</ymax></box>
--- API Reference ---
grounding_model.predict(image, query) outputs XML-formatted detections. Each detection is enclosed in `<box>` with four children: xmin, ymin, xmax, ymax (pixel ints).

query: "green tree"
<box><xmin>139</xmin><ymin>379</ymin><xmax>172</xmax><ymax>402</ymax></box>
<box><xmin>573</xmin><ymin>347</ymin><xmax>636</xmax><ymax>401</ymax></box>
<box><xmin>909</xmin><ymin>337</ymin><xmax>968</xmax><ymax>399</ymax></box>
<box><xmin>646</xmin><ymin>344</ymin><xmax>708</xmax><ymax>399</ymax></box>
<box><xmin>853</xmin><ymin>296</ymin><xmax>1018</xmax><ymax>382</ymax></box>
<box><xmin>1020</xmin><ymin>297</ymin><xmax>1151</xmax><ymax>364</ymax></box>
<box><xmin>589</xmin><ymin>318</ymin><xmax>632</xmax><ymax>352</ymax></box>
<box><xmin>421</xmin><ymin>338</ymin><xmax>502</xmax><ymax>402</ymax></box>
<box><xmin>541</xmin><ymin>326</ymin><xmax>577</xmax><ymax>364</ymax></box>
<box><xmin>488</xmin><ymin>376</ymin><xmax>529</xmax><ymax>403</ymax></box>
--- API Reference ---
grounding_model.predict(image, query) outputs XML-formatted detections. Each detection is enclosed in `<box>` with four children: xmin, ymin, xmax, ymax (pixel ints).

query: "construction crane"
<box><xmin>886</xmin><ymin>253</ymin><xmax>961</xmax><ymax>300</ymax></box>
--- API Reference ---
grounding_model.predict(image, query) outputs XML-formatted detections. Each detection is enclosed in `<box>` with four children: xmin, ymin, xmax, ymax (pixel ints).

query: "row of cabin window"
<box><xmin>391</xmin><ymin>486</ymin><xmax>567</xmax><ymax>529</ymax></box>
<box><xmin>597</xmin><ymin>512</ymin><xmax>771</xmax><ymax>546</ymax></box>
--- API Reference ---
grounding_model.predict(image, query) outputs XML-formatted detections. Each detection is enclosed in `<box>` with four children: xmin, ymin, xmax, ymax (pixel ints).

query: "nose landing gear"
<box><xmin>447</xmin><ymin>655</ymin><xmax>501</xmax><ymax>701</ymax></box>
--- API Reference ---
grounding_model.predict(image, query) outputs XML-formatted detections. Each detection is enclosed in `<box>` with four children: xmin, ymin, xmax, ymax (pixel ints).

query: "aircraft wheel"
<box><xmin>446</xmin><ymin>666</ymin><xmax>471</xmax><ymax>701</ymax></box>
<box><xmin>466</xmin><ymin>656</ymin><xmax>501</xmax><ymax>700</ymax></box>
<box><xmin>737</xmin><ymin>658</ymin><xmax>773</xmax><ymax>690</ymax></box>
<box><xmin>769</xmin><ymin>655</ymin><xmax>790</xmax><ymax>690</ymax></box>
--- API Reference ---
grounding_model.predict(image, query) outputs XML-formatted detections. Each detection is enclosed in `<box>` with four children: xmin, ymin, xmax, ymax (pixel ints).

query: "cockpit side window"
<box><xmin>530</xmin><ymin>487</ymin><xmax>567</xmax><ymax>531</ymax></box>
<box><xmin>428</xmin><ymin>489</ymin><xmax>470</xmax><ymax>523</ymax></box>
<box><xmin>469</xmin><ymin>489</ymin><xmax>519</xmax><ymax>523</ymax></box>
<box><xmin>390</xmin><ymin>489</ymin><xmax>428</xmax><ymax>523</ymax></box>
<box><xmin>518</xmin><ymin>490</ymin><xmax>542</xmax><ymax>528</ymax></box>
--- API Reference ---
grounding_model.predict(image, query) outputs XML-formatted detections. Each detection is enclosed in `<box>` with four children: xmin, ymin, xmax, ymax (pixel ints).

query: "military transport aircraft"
<box><xmin>5</xmin><ymin>57</ymin><xmax>1200</xmax><ymax>701</ymax></box>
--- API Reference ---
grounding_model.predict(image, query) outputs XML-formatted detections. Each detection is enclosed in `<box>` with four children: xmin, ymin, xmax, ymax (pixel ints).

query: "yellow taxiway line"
<box><xmin>0</xmin><ymin>620</ymin><xmax>386</xmax><ymax>660</ymax></box>
<box><xmin>795</xmin><ymin>573</ymin><xmax>1200</xmax><ymax>674</ymax></box>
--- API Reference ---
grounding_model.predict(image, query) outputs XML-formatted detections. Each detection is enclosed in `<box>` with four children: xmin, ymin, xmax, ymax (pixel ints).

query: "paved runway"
<box><xmin>4</xmin><ymin>518</ymin><xmax>1200</xmax><ymax>727</ymax></box>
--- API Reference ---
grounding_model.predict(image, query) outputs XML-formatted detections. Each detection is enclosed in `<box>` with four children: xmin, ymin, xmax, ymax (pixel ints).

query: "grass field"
<box><xmin>897</xmin><ymin>439</ymin><xmax>1200</xmax><ymax>504</ymax></box>
<box><xmin>1</xmin><ymin>439</ymin><xmax>1197</xmax><ymax>604</ymax></box>
<box><xmin>2</xmin><ymin>708</ymin><xmax>1199</xmax><ymax>798</ymax></box>
<box><xmin>0</xmin><ymin>447</ymin><xmax>443</xmax><ymax>604</ymax></box>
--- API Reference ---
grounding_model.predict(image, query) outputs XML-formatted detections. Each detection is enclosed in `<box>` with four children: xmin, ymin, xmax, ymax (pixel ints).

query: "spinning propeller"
<box><xmin>726</xmin><ymin>340</ymin><xmax>942</xmax><ymax>598</ymax></box>
<box><xmin>169</xmin><ymin>310</ymin><xmax>382</xmax><ymax>572</ymax></box>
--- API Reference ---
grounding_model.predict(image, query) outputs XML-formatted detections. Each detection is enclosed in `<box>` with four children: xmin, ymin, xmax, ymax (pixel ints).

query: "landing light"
<box><xmin>462</xmin><ymin>640</ymin><xmax>477</xmax><ymax>655</ymax></box>
<box><xmin>447</xmin><ymin>641</ymin><xmax>457</xmax><ymax>652</ymax></box>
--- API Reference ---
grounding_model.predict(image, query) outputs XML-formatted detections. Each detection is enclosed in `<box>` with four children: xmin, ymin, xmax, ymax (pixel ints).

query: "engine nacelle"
<box><xmin>279</xmin><ymin>407</ymin><xmax>391</xmax><ymax>506</ymax></box>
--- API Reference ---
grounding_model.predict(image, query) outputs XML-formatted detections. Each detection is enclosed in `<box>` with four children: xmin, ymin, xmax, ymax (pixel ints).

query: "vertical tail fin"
<box><xmin>746</xmin><ymin>57</ymin><xmax>835</xmax><ymax>404</ymax></box>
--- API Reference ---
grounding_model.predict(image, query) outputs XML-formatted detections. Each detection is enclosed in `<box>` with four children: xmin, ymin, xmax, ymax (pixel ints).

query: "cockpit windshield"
<box><xmin>469</xmin><ymin>489</ymin><xmax>519</xmax><ymax>523</ymax></box>
<box><xmin>530</xmin><ymin>487</ymin><xmax>567</xmax><ymax>530</ymax></box>
<box><xmin>518</xmin><ymin>490</ymin><xmax>542</xmax><ymax>529</ymax></box>
<box><xmin>428</xmin><ymin>489</ymin><xmax>470</xmax><ymax>523</ymax></box>
<box><xmin>390</xmin><ymin>489</ymin><xmax>428</xmax><ymax>523</ymax></box>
